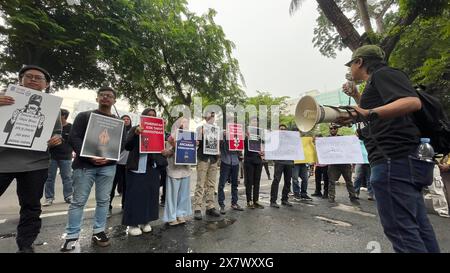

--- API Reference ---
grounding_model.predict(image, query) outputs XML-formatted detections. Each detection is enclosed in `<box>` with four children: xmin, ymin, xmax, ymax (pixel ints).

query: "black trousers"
<box><xmin>159</xmin><ymin>166</ymin><xmax>167</xmax><ymax>203</ymax></box>
<box><xmin>314</xmin><ymin>166</ymin><xmax>329</xmax><ymax>194</ymax></box>
<box><xmin>263</xmin><ymin>162</ymin><xmax>270</xmax><ymax>178</ymax></box>
<box><xmin>0</xmin><ymin>169</ymin><xmax>48</xmax><ymax>249</ymax></box>
<box><xmin>270</xmin><ymin>163</ymin><xmax>292</xmax><ymax>203</ymax></box>
<box><xmin>110</xmin><ymin>164</ymin><xmax>127</xmax><ymax>209</ymax></box>
<box><xmin>244</xmin><ymin>162</ymin><xmax>263</xmax><ymax>203</ymax></box>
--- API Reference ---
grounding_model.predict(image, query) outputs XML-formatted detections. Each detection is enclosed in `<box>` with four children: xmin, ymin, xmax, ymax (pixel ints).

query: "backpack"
<box><xmin>413</xmin><ymin>86</ymin><xmax>450</xmax><ymax>155</ymax></box>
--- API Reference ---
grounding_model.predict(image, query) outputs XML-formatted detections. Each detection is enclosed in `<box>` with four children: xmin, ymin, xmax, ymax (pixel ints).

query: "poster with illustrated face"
<box><xmin>203</xmin><ymin>124</ymin><xmax>220</xmax><ymax>155</ymax></box>
<box><xmin>227</xmin><ymin>123</ymin><xmax>244</xmax><ymax>151</ymax></box>
<box><xmin>80</xmin><ymin>113</ymin><xmax>124</xmax><ymax>161</ymax></box>
<box><xmin>0</xmin><ymin>84</ymin><xmax>62</xmax><ymax>151</ymax></box>
<box><xmin>140</xmin><ymin>116</ymin><xmax>165</xmax><ymax>153</ymax></box>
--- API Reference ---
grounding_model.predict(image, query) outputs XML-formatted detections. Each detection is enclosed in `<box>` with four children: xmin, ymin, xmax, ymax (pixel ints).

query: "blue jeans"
<box><xmin>292</xmin><ymin>164</ymin><xmax>308</xmax><ymax>195</ymax></box>
<box><xmin>371</xmin><ymin>157</ymin><xmax>439</xmax><ymax>253</ymax></box>
<box><xmin>353</xmin><ymin>164</ymin><xmax>372</xmax><ymax>195</ymax></box>
<box><xmin>44</xmin><ymin>159</ymin><xmax>73</xmax><ymax>200</ymax></box>
<box><xmin>65</xmin><ymin>165</ymin><xmax>116</xmax><ymax>239</ymax></box>
<box><xmin>218</xmin><ymin>163</ymin><xmax>239</xmax><ymax>207</ymax></box>
<box><xmin>163</xmin><ymin>176</ymin><xmax>192</xmax><ymax>222</ymax></box>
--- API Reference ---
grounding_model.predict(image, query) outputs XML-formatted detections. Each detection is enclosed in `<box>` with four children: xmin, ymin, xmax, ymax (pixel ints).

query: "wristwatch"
<box><xmin>368</xmin><ymin>109</ymin><xmax>379</xmax><ymax>121</ymax></box>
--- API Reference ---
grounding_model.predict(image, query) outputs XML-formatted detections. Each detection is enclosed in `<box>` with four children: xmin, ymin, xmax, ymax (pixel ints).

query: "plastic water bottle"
<box><xmin>416</xmin><ymin>138</ymin><xmax>435</xmax><ymax>162</ymax></box>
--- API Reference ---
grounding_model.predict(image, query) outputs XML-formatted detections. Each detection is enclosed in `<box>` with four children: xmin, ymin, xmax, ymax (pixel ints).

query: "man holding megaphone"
<box><xmin>337</xmin><ymin>45</ymin><xmax>439</xmax><ymax>253</ymax></box>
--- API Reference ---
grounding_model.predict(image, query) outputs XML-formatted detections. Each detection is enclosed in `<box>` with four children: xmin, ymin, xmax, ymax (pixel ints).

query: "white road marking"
<box><xmin>332</xmin><ymin>203</ymin><xmax>376</xmax><ymax>217</ymax></box>
<box><xmin>314</xmin><ymin>216</ymin><xmax>352</xmax><ymax>227</ymax></box>
<box><xmin>0</xmin><ymin>219</ymin><xmax>6</xmax><ymax>224</ymax></box>
<box><xmin>40</xmin><ymin>208</ymin><xmax>96</xmax><ymax>219</ymax></box>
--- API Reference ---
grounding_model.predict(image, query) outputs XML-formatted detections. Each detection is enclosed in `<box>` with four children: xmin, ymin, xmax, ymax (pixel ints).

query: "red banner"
<box><xmin>227</xmin><ymin>123</ymin><xmax>244</xmax><ymax>151</ymax></box>
<box><xmin>140</xmin><ymin>116</ymin><xmax>165</xmax><ymax>153</ymax></box>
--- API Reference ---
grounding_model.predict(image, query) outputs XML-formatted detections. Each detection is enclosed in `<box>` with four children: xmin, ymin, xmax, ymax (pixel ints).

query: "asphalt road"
<box><xmin>1</xmin><ymin>167</ymin><xmax>449</xmax><ymax>253</ymax></box>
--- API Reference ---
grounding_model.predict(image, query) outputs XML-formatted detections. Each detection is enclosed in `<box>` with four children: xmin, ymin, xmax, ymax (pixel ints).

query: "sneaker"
<box><xmin>206</xmin><ymin>208</ymin><xmax>221</xmax><ymax>217</ymax></box>
<box><xmin>301</xmin><ymin>194</ymin><xmax>313</xmax><ymax>201</ymax></box>
<box><xmin>64</xmin><ymin>196</ymin><xmax>73</xmax><ymax>204</ymax></box>
<box><xmin>17</xmin><ymin>246</ymin><xmax>35</xmax><ymax>253</ymax></box>
<box><xmin>281</xmin><ymin>201</ymin><xmax>293</xmax><ymax>207</ymax></box>
<box><xmin>60</xmin><ymin>238</ymin><xmax>80</xmax><ymax>253</ymax></box>
<box><xmin>270</xmin><ymin>202</ymin><xmax>280</xmax><ymax>208</ymax></box>
<box><xmin>293</xmin><ymin>194</ymin><xmax>302</xmax><ymax>201</ymax></box>
<box><xmin>176</xmin><ymin>217</ymin><xmax>186</xmax><ymax>224</ymax></box>
<box><xmin>253</xmin><ymin>202</ymin><xmax>264</xmax><ymax>209</ymax></box>
<box><xmin>128</xmin><ymin>226</ymin><xmax>142</xmax><ymax>236</ymax></box>
<box><xmin>247</xmin><ymin>202</ymin><xmax>254</xmax><ymax>209</ymax></box>
<box><xmin>231</xmin><ymin>204</ymin><xmax>244</xmax><ymax>211</ymax></box>
<box><xmin>194</xmin><ymin>210</ymin><xmax>202</xmax><ymax>220</ymax></box>
<box><xmin>168</xmin><ymin>220</ymin><xmax>179</xmax><ymax>226</ymax></box>
<box><xmin>92</xmin><ymin>231</ymin><xmax>110</xmax><ymax>247</ymax></box>
<box><xmin>141</xmin><ymin>223</ymin><xmax>152</xmax><ymax>233</ymax></box>
<box><xmin>43</xmin><ymin>199</ymin><xmax>53</xmax><ymax>207</ymax></box>
<box><xmin>350</xmin><ymin>198</ymin><xmax>360</xmax><ymax>205</ymax></box>
<box><xmin>219</xmin><ymin>206</ymin><xmax>226</xmax><ymax>215</ymax></box>
<box><xmin>311</xmin><ymin>192</ymin><xmax>322</xmax><ymax>197</ymax></box>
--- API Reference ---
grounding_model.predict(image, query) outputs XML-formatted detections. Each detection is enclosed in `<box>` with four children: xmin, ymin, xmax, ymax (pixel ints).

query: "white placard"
<box><xmin>264</xmin><ymin>130</ymin><xmax>305</xmax><ymax>161</ymax></box>
<box><xmin>203</xmin><ymin>124</ymin><xmax>220</xmax><ymax>155</ymax></box>
<box><xmin>0</xmin><ymin>84</ymin><xmax>62</xmax><ymax>151</ymax></box>
<box><xmin>315</xmin><ymin>136</ymin><xmax>364</xmax><ymax>164</ymax></box>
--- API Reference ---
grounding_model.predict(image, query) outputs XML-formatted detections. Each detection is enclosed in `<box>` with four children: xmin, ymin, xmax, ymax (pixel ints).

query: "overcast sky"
<box><xmin>188</xmin><ymin>0</ymin><xmax>353</xmax><ymax>98</ymax></box>
<box><xmin>53</xmin><ymin>0</ymin><xmax>354</xmax><ymax>111</ymax></box>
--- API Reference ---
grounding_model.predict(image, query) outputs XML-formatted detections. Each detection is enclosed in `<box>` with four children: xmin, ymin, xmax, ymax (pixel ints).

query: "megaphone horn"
<box><xmin>294</xmin><ymin>95</ymin><xmax>351</xmax><ymax>133</ymax></box>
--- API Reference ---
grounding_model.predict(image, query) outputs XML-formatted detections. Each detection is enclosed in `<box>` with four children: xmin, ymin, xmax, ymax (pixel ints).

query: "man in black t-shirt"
<box><xmin>341</xmin><ymin>45</ymin><xmax>439</xmax><ymax>253</ymax></box>
<box><xmin>43</xmin><ymin>109</ymin><xmax>73</xmax><ymax>206</ymax></box>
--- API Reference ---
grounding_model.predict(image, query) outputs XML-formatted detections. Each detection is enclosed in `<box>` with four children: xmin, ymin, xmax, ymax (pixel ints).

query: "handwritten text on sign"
<box><xmin>315</xmin><ymin>136</ymin><xmax>364</xmax><ymax>164</ymax></box>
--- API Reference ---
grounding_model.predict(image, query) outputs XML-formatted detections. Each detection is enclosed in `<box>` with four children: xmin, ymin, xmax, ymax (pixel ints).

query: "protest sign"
<box><xmin>140</xmin><ymin>116</ymin><xmax>165</xmax><ymax>153</ymax></box>
<box><xmin>203</xmin><ymin>124</ymin><xmax>220</xmax><ymax>155</ymax></box>
<box><xmin>264</xmin><ymin>130</ymin><xmax>305</xmax><ymax>160</ymax></box>
<box><xmin>227</xmin><ymin>123</ymin><xmax>244</xmax><ymax>151</ymax></box>
<box><xmin>175</xmin><ymin>129</ymin><xmax>197</xmax><ymax>165</ymax></box>
<box><xmin>0</xmin><ymin>84</ymin><xmax>62</xmax><ymax>151</ymax></box>
<box><xmin>80</xmin><ymin>113</ymin><xmax>124</xmax><ymax>161</ymax></box>
<box><xmin>294</xmin><ymin>137</ymin><xmax>318</xmax><ymax>163</ymax></box>
<box><xmin>247</xmin><ymin>126</ymin><xmax>262</xmax><ymax>152</ymax></box>
<box><xmin>315</xmin><ymin>136</ymin><xmax>364</xmax><ymax>164</ymax></box>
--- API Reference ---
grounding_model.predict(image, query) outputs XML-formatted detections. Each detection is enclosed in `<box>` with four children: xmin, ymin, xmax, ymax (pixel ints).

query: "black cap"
<box><xmin>19</xmin><ymin>65</ymin><xmax>51</xmax><ymax>82</ymax></box>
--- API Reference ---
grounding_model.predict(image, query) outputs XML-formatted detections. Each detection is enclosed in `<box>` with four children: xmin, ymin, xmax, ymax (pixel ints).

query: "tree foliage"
<box><xmin>290</xmin><ymin>0</ymin><xmax>449</xmax><ymax>113</ymax></box>
<box><xmin>0</xmin><ymin>0</ymin><xmax>245</xmax><ymax>122</ymax></box>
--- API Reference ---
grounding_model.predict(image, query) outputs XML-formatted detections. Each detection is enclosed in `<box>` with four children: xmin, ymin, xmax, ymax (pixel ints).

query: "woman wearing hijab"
<box><xmin>122</xmin><ymin>109</ymin><xmax>159</xmax><ymax>235</ymax></box>
<box><xmin>109</xmin><ymin>115</ymin><xmax>132</xmax><ymax>215</ymax></box>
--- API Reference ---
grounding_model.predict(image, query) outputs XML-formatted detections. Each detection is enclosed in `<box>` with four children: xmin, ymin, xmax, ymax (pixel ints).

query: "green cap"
<box><xmin>345</xmin><ymin>45</ymin><xmax>385</xmax><ymax>67</ymax></box>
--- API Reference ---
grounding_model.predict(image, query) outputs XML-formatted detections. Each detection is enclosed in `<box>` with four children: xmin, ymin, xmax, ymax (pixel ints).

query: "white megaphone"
<box><xmin>294</xmin><ymin>95</ymin><xmax>351</xmax><ymax>133</ymax></box>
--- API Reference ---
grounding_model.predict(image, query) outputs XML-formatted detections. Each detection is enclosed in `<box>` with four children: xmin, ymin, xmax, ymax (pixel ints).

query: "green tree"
<box><xmin>0</xmin><ymin>0</ymin><xmax>245</xmax><ymax>123</ymax></box>
<box><xmin>289</xmin><ymin>0</ymin><xmax>448</xmax><ymax>59</ymax></box>
<box><xmin>245</xmin><ymin>91</ymin><xmax>292</xmax><ymax>129</ymax></box>
<box><xmin>0</xmin><ymin>0</ymin><xmax>112</xmax><ymax>90</ymax></box>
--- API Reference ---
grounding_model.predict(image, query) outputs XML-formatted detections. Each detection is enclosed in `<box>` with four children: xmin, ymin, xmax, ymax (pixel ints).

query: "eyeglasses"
<box><xmin>23</xmin><ymin>73</ymin><xmax>46</xmax><ymax>82</ymax></box>
<box><xmin>98</xmin><ymin>93</ymin><xmax>115</xmax><ymax>99</ymax></box>
<box><xmin>330</xmin><ymin>127</ymin><xmax>338</xmax><ymax>130</ymax></box>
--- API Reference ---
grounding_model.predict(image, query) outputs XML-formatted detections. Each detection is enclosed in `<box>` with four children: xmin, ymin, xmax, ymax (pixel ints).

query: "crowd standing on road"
<box><xmin>1</xmin><ymin>45</ymin><xmax>449</xmax><ymax>253</ymax></box>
